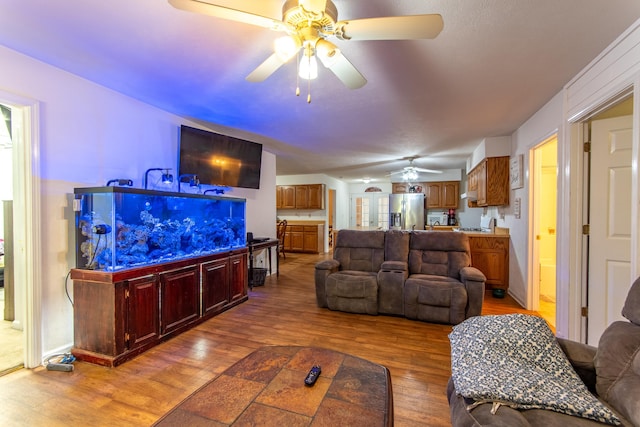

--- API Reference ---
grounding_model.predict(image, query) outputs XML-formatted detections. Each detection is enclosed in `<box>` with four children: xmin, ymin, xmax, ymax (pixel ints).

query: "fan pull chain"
<box><xmin>295</xmin><ymin>50</ymin><xmax>301</xmax><ymax>97</ymax></box>
<box><xmin>307</xmin><ymin>56</ymin><xmax>312</xmax><ymax>103</ymax></box>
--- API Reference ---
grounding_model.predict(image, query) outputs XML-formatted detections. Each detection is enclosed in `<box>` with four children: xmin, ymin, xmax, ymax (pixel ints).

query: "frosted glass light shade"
<box><xmin>299</xmin><ymin>54</ymin><xmax>318</xmax><ymax>80</ymax></box>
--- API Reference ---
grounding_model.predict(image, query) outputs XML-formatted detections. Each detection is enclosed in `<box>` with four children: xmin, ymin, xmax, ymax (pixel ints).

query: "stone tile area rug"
<box><xmin>153</xmin><ymin>345</ymin><xmax>393</xmax><ymax>426</ymax></box>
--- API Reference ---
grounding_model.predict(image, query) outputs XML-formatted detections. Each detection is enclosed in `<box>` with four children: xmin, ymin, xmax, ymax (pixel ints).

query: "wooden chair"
<box><xmin>277</xmin><ymin>220</ymin><xmax>287</xmax><ymax>259</ymax></box>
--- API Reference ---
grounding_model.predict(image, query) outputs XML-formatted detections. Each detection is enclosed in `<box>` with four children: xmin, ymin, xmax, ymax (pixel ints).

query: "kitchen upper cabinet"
<box><xmin>426</xmin><ymin>181</ymin><xmax>460</xmax><ymax>209</ymax></box>
<box><xmin>278</xmin><ymin>186</ymin><xmax>296</xmax><ymax>209</ymax></box>
<box><xmin>467</xmin><ymin>156</ymin><xmax>509</xmax><ymax>207</ymax></box>
<box><xmin>307</xmin><ymin>184</ymin><xmax>325</xmax><ymax>209</ymax></box>
<box><xmin>295</xmin><ymin>185</ymin><xmax>309</xmax><ymax>208</ymax></box>
<box><xmin>276</xmin><ymin>184</ymin><xmax>325</xmax><ymax>209</ymax></box>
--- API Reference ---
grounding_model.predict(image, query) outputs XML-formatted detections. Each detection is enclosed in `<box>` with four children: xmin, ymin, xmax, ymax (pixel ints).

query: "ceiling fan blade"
<box><xmin>317</xmin><ymin>45</ymin><xmax>367</xmax><ymax>89</ymax></box>
<box><xmin>246</xmin><ymin>53</ymin><xmax>287</xmax><ymax>82</ymax></box>
<box><xmin>299</xmin><ymin>0</ymin><xmax>327</xmax><ymax>14</ymax></box>
<box><xmin>168</xmin><ymin>0</ymin><xmax>290</xmax><ymax>31</ymax></box>
<box><xmin>415</xmin><ymin>167</ymin><xmax>443</xmax><ymax>174</ymax></box>
<box><xmin>334</xmin><ymin>14</ymin><xmax>444</xmax><ymax>41</ymax></box>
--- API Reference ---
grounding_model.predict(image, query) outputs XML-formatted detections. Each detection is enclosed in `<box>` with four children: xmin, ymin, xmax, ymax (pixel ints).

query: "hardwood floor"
<box><xmin>0</xmin><ymin>252</ymin><xmax>535</xmax><ymax>426</ymax></box>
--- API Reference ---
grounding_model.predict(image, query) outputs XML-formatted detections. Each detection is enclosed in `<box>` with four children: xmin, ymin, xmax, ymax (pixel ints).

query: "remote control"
<box><xmin>46</xmin><ymin>363</ymin><xmax>74</xmax><ymax>372</ymax></box>
<box><xmin>304</xmin><ymin>365</ymin><xmax>321</xmax><ymax>386</ymax></box>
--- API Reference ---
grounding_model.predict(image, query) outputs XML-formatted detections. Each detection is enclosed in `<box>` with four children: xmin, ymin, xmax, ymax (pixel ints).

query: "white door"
<box><xmin>587</xmin><ymin>115</ymin><xmax>633</xmax><ymax>345</ymax></box>
<box><xmin>532</xmin><ymin>136</ymin><xmax>557</xmax><ymax>328</ymax></box>
<box><xmin>350</xmin><ymin>193</ymin><xmax>389</xmax><ymax>229</ymax></box>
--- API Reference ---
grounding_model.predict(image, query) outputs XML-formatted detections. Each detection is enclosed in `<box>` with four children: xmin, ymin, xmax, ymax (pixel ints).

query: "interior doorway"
<box><xmin>328</xmin><ymin>189</ymin><xmax>335</xmax><ymax>249</ymax></box>
<box><xmin>0</xmin><ymin>103</ymin><xmax>24</xmax><ymax>375</ymax></box>
<box><xmin>531</xmin><ymin>135</ymin><xmax>557</xmax><ymax>330</ymax></box>
<box><xmin>583</xmin><ymin>97</ymin><xmax>634</xmax><ymax>346</ymax></box>
<box><xmin>350</xmin><ymin>192</ymin><xmax>389</xmax><ymax>229</ymax></box>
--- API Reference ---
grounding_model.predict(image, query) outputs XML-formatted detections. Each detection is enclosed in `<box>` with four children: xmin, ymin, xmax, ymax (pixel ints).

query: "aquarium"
<box><xmin>74</xmin><ymin>187</ymin><xmax>246</xmax><ymax>271</ymax></box>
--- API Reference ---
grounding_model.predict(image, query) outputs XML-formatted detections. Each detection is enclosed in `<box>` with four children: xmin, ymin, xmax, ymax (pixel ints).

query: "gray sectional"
<box><xmin>315</xmin><ymin>229</ymin><xmax>486</xmax><ymax>325</ymax></box>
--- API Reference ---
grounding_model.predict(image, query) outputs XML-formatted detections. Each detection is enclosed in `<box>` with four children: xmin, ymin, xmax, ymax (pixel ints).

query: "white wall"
<box><xmin>0</xmin><ymin>45</ymin><xmax>276</xmax><ymax>358</ymax></box>
<box><xmin>503</xmin><ymin>92</ymin><xmax>564</xmax><ymax>306</ymax></box>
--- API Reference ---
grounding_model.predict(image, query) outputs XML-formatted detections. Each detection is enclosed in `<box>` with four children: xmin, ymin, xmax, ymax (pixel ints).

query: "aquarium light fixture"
<box><xmin>144</xmin><ymin>168</ymin><xmax>174</xmax><ymax>189</ymax></box>
<box><xmin>106</xmin><ymin>179</ymin><xmax>133</xmax><ymax>187</ymax></box>
<box><xmin>178</xmin><ymin>174</ymin><xmax>200</xmax><ymax>193</ymax></box>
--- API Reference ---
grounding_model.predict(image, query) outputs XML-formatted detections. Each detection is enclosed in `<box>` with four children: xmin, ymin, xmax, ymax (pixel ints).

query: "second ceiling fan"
<box><xmin>168</xmin><ymin>0</ymin><xmax>444</xmax><ymax>90</ymax></box>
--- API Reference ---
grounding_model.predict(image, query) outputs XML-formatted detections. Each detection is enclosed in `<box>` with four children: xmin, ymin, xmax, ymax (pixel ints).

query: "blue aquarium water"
<box><xmin>74</xmin><ymin>187</ymin><xmax>246</xmax><ymax>271</ymax></box>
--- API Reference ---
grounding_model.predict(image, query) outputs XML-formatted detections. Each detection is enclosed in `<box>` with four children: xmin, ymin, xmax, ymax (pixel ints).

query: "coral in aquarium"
<box><xmin>79</xmin><ymin>201</ymin><xmax>245</xmax><ymax>271</ymax></box>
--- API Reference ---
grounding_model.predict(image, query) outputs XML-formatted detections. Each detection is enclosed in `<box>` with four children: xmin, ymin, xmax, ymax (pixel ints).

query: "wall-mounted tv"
<box><xmin>178</xmin><ymin>125</ymin><xmax>263</xmax><ymax>189</ymax></box>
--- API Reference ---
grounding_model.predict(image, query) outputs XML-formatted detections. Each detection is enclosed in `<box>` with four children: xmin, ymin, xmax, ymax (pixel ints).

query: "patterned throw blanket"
<box><xmin>449</xmin><ymin>314</ymin><xmax>620</xmax><ymax>425</ymax></box>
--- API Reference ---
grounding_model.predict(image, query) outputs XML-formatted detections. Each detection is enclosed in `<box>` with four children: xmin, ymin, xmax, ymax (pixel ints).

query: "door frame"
<box><xmin>563</xmin><ymin>85</ymin><xmax>638</xmax><ymax>342</ymax></box>
<box><xmin>528</xmin><ymin>133</ymin><xmax>558</xmax><ymax>314</ymax></box>
<box><xmin>0</xmin><ymin>90</ymin><xmax>42</xmax><ymax>368</ymax></box>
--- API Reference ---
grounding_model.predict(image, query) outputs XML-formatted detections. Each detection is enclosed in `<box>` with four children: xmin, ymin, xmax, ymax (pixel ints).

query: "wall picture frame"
<box><xmin>510</xmin><ymin>154</ymin><xmax>524</xmax><ymax>189</ymax></box>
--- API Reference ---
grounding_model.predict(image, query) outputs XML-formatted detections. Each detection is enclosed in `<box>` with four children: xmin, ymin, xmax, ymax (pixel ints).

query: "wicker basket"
<box><xmin>251</xmin><ymin>268</ymin><xmax>268</xmax><ymax>286</ymax></box>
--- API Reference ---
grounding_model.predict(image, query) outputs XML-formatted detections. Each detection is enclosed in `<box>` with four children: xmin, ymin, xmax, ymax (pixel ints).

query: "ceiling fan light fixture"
<box><xmin>402</xmin><ymin>170</ymin><xmax>418</xmax><ymax>181</ymax></box>
<box><xmin>274</xmin><ymin>35</ymin><xmax>300</xmax><ymax>62</ymax></box>
<box><xmin>299</xmin><ymin>46</ymin><xmax>318</xmax><ymax>80</ymax></box>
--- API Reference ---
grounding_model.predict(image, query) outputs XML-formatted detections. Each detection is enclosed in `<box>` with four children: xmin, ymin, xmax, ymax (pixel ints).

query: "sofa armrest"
<box><xmin>459</xmin><ymin>266</ymin><xmax>486</xmax><ymax>318</ymax></box>
<box><xmin>381</xmin><ymin>260</ymin><xmax>408</xmax><ymax>272</ymax></box>
<box><xmin>314</xmin><ymin>259</ymin><xmax>340</xmax><ymax>308</ymax></box>
<box><xmin>556</xmin><ymin>337</ymin><xmax>597</xmax><ymax>393</ymax></box>
<box><xmin>460</xmin><ymin>266</ymin><xmax>486</xmax><ymax>283</ymax></box>
<box><xmin>315</xmin><ymin>259</ymin><xmax>340</xmax><ymax>271</ymax></box>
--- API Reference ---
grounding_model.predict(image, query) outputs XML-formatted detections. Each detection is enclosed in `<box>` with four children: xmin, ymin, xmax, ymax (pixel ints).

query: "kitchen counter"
<box><xmin>279</xmin><ymin>220</ymin><xmax>325</xmax><ymax>226</ymax></box>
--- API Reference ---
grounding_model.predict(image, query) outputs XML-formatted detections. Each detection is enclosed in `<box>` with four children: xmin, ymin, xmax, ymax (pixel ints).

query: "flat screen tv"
<box><xmin>178</xmin><ymin>125</ymin><xmax>263</xmax><ymax>189</ymax></box>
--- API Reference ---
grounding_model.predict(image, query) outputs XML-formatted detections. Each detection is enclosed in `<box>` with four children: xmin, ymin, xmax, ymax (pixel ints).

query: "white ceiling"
<box><xmin>1</xmin><ymin>0</ymin><xmax>639</xmax><ymax>182</ymax></box>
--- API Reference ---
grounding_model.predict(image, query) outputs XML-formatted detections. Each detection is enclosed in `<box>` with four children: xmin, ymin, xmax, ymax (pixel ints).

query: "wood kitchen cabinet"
<box><xmin>71</xmin><ymin>250</ymin><xmax>248</xmax><ymax>367</ymax></box>
<box><xmin>392</xmin><ymin>183</ymin><xmax>409</xmax><ymax>193</ymax></box>
<box><xmin>468</xmin><ymin>235</ymin><xmax>509</xmax><ymax>291</ymax></box>
<box><xmin>426</xmin><ymin>181</ymin><xmax>460</xmax><ymax>209</ymax></box>
<box><xmin>278</xmin><ymin>185</ymin><xmax>296</xmax><ymax>209</ymax></box>
<box><xmin>276</xmin><ymin>184</ymin><xmax>325</xmax><ymax>209</ymax></box>
<box><xmin>307</xmin><ymin>184</ymin><xmax>325</xmax><ymax>209</ymax></box>
<box><xmin>467</xmin><ymin>156</ymin><xmax>509</xmax><ymax>207</ymax></box>
<box><xmin>283</xmin><ymin>223</ymin><xmax>325</xmax><ymax>253</ymax></box>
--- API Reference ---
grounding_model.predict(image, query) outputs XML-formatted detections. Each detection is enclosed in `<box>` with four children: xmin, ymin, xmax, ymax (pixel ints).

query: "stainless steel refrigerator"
<box><xmin>389</xmin><ymin>193</ymin><xmax>425</xmax><ymax>230</ymax></box>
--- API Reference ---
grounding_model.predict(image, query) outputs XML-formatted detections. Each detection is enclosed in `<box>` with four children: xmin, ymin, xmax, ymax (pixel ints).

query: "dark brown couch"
<box><xmin>314</xmin><ymin>229</ymin><xmax>486</xmax><ymax>325</ymax></box>
<box><xmin>447</xmin><ymin>277</ymin><xmax>640</xmax><ymax>426</ymax></box>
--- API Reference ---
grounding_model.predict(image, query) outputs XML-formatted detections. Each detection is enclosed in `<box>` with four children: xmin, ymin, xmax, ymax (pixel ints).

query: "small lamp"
<box><xmin>144</xmin><ymin>168</ymin><xmax>173</xmax><ymax>189</ymax></box>
<box><xmin>106</xmin><ymin>179</ymin><xmax>133</xmax><ymax>187</ymax></box>
<box><xmin>178</xmin><ymin>174</ymin><xmax>200</xmax><ymax>193</ymax></box>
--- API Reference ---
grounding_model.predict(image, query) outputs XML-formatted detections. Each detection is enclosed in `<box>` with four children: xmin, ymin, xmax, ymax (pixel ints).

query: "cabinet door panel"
<box><xmin>202</xmin><ymin>259</ymin><xmax>229</xmax><ymax>317</ymax></box>
<box><xmin>303</xmin><ymin>231</ymin><xmax>318</xmax><ymax>252</ymax></box>
<box><xmin>295</xmin><ymin>186</ymin><xmax>309</xmax><ymax>209</ymax></box>
<box><xmin>307</xmin><ymin>184</ymin><xmax>325</xmax><ymax>209</ymax></box>
<box><xmin>127</xmin><ymin>275</ymin><xmax>160</xmax><ymax>350</ymax></box>
<box><xmin>281</xmin><ymin>186</ymin><xmax>296</xmax><ymax>209</ymax></box>
<box><xmin>229</xmin><ymin>254</ymin><xmax>247</xmax><ymax>303</ymax></box>
<box><xmin>426</xmin><ymin>183</ymin><xmax>442</xmax><ymax>208</ymax></box>
<box><xmin>442</xmin><ymin>182</ymin><xmax>460</xmax><ymax>208</ymax></box>
<box><xmin>160</xmin><ymin>265</ymin><xmax>200</xmax><ymax>336</ymax></box>
<box><xmin>469</xmin><ymin>236</ymin><xmax>509</xmax><ymax>289</ymax></box>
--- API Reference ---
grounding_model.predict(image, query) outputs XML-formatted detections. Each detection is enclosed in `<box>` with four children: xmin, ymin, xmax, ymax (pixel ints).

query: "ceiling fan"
<box><xmin>387</xmin><ymin>158</ymin><xmax>442</xmax><ymax>181</ymax></box>
<box><xmin>168</xmin><ymin>0</ymin><xmax>444</xmax><ymax>90</ymax></box>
